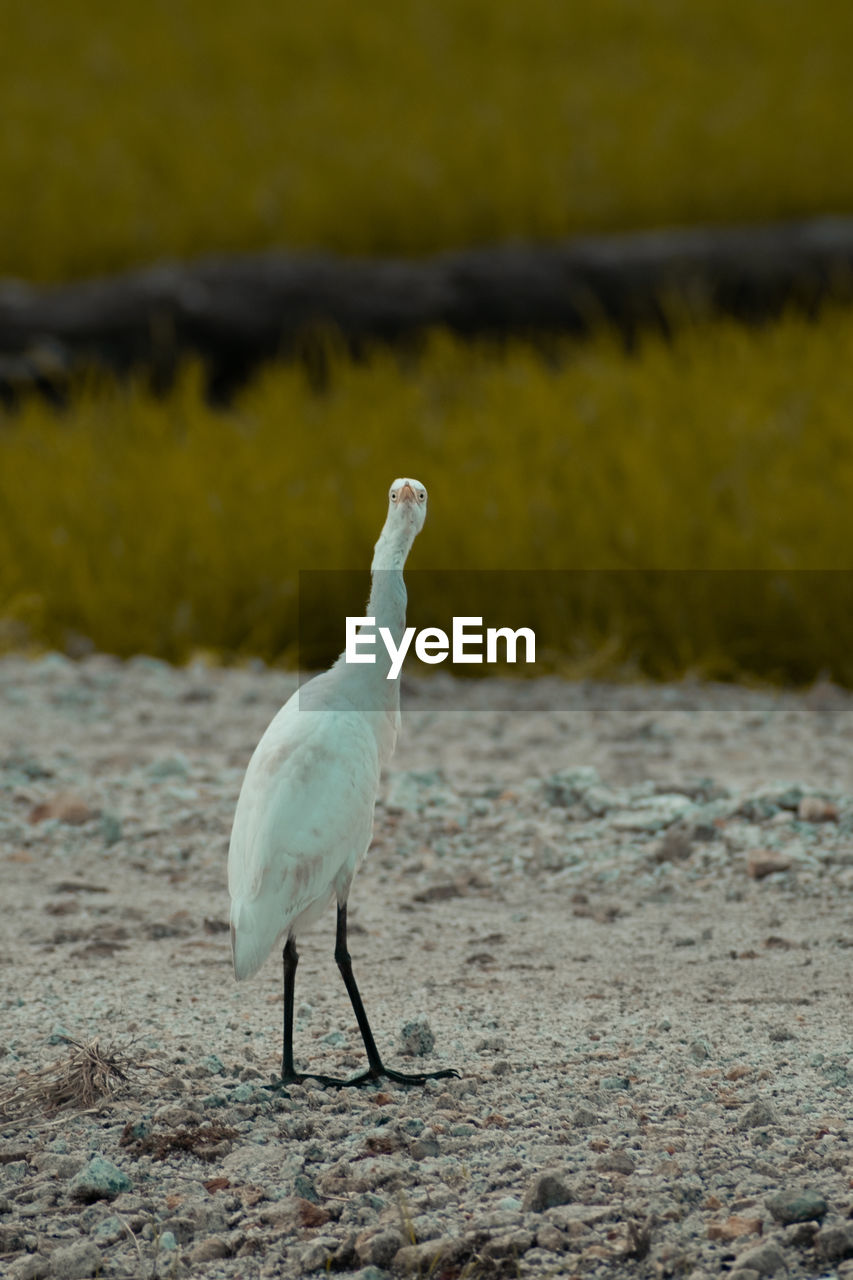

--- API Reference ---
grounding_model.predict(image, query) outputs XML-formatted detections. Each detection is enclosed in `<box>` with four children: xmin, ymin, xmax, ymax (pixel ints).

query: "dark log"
<box><xmin>2</xmin><ymin>217</ymin><xmax>853</xmax><ymax>403</ymax></box>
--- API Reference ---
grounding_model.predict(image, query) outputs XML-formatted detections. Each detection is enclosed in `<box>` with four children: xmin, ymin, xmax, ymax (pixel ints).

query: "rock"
<box><xmin>747</xmin><ymin>852</ymin><xmax>792</xmax><ymax>880</ymax></box>
<box><xmin>542</xmin><ymin>769</ymin><xmax>599</xmax><ymax>807</ymax></box>
<box><xmin>362</xmin><ymin>1127</ymin><xmax>405</xmax><ymax>1155</ymax></box>
<box><xmin>28</xmin><ymin>793</ymin><xmax>94</xmax><ymax>825</ymax></box>
<box><xmin>784</xmin><ymin>1222</ymin><xmax>818</xmax><ymax>1248</ymax></box>
<box><xmin>581</xmin><ymin>1242</ymin><xmax>618</xmax><ymax>1263</ymax></box>
<box><xmin>385</xmin><ymin>770</ymin><xmax>454</xmax><ymax>814</ymax></box>
<box><xmin>731</xmin><ymin>1241</ymin><xmax>788</xmax><ymax>1275</ymax></box>
<box><xmin>1</xmin><ymin>1160</ymin><xmax>30</xmax><ymax>1183</ymax></box>
<box><xmin>188</xmin><ymin>1236</ymin><xmax>231</xmax><ymax>1263</ymax></box>
<box><xmin>48</xmin><ymin>1241</ymin><xmax>102</xmax><ymax>1280</ymax></box>
<box><xmin>480</xmin><ymin>1230</ymin><xmax>535</xmax><ymax>1261</ymax></box>
<box><xmin>522</xmin><ymin>1170</ymin><xmax>573</xmax><ymax>1212</ymax></box>
<box><xmin>614</xmin><ymin>793</ymin><xmax>696</xmax><ymax>834</ymax></box>
<box><xmin>91</xmin><ymin>1215</ymin><xmax>124</xmax><ymax>1245</ymax></box>
<box><xmin>297</xmin><ymin>1199</ymin><xmax>332</xmax><ymax>1228</ymax></box>
<box><xmin>9</xmin><ymin>1258</ymin><xmax>46</xmax><ymax>1280</ymax></box>
<box><xmin>410</xmin><ymin>1137</ymin><xmax>440</xmax><ymax>1160</ymax></box>
<box><xmin>797</xmin><ymin>796</ymin><xmax>838</xmax><ymax>822</ymax></box>
<box><xmin>100</xmin><ymin>811</ymin><xmax>122</xmax><ymax>845</ymax></box>
<box><xmin>1</xmin><ymin>749</ymin><xmax>53</xmax><ymax>781</ymax></box>
<box><xmin>600</xmin><ymin>1075</ymin><xmax>631</xmax><ymax>1091</ymax></box>
<box><xmin>32</xmin><ymin>1152</ymin><xmax>81</xmax><ymax>1178</ymax></box>
<box><xmin>398</xmin><ymin>1016</ymin><xmax>435</xmax><ymax>1057</ymax></box>
<box><xmin>654</xmin><ymin>824</ymin><xmax>694</xmax><ymax>862</ymax></box>
<box><xmin>292</xmin><ymin>1233</ymin><xmax>338</xmax><ymax>1274</ymax></box>
<box><xmin>230</xmin><ymin>1081</ymin><xmax>260</xmax><ymax>1101</ymax></box>
<box><xmin>152</xmin><ymin>1103</ymin><xmax>197</xmax><ymax>1125</ymax></box>
<box><xmin>259</xmin><ymin>1197</ymin><xmax>324</xmax><ymax>1228</ymax></box>
<box><xmin>145</xmin><ymin>753</ymin><xmax>190</xmax><ymax>780</ymax></box>
<box><xmin>772</xmin><ymin>786</ymin><xmax>803</xmax><ymax>811</ymax></box>
<box><xmin>766</xmin><ymin>1189</ymin><xmax>827</xmax><ymax>1225</ymax></box>
<box><xmin>69</xmin><ymin>1156</ymin><xmax>132</xmax><ymax>1202</ymax></box>
<box><xmin>581</xmin><ymin>785</ymin><xmax>619</xmax><ymax>818</ymax></box>
<box><xmin>595</xmin><ymin>1150</ymin><xmax>636</xmax><ymax>1175</ymax></box>
<box><xmin>572</xmin><ymin>1107</ymin><xmax>598</xmax><ymax>1126</ymax></box>
<box><xmin>814</xmin><ymin>1223</ymin><xmax>853</xmax><ymax>1263</ymax></box>
<box><xmin>161</xmin><ymin>1216</ymin><xmax>195</xmax><ymax>1244</ymax></box>
<box><xmin>355</xmin><ymin>1227</ymin><xmax>405</xmax><ymax>1267</ymax></box>
<box><xmin>393</xmin><ymin>1232</ymin><xmax>485</xmax><ymax>1274</ymax></box>
<box><xmin>708</xmin><ymin>1216</ymin><xmax>763</xmax><ymax>1241</ymax></box>
<box><xmin>739</xmin><ymin>799</ymin><xmax>779</xmax><ymax>822</ymax></box>
<box><xmin>737</xmin><ymin>1100</ymin><xmax>777</xmax><ymax>1130</ymax></box>
<box><xmin>0</xmin><ymin>1224</ymin><xmax>31</xmax><ymax>1252</ymax></box>
<box><xmin>294</xmin><ymin>1172</ymin><xmax>319</xmax><ymax>1201</ymax></box>
<box><xmin>537</xmin><ymin>1223</ymin><xmax>568</xmax><ymax>1252</ymax></box>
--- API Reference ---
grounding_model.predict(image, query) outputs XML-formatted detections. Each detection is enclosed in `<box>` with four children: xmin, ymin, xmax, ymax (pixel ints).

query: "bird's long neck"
<box><xmin>322</xmin><ymin>506</ymin><xmax>418</xmax><ymax>732</ymax></box>
<box><xmin>365</xmin><ymin>516</ymin><xmax>414</xmax><ymax>687</ymax></box>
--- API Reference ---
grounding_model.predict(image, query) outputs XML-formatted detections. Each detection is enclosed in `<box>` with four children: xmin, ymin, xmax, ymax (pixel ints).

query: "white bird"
<box><xmin>228</xmin><ymin>477</ymin><xmax>457</xmax><ymax>1087</ymax></box>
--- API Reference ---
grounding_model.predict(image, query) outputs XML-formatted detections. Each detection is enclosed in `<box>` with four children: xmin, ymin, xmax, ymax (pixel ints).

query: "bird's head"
<box><xmin>372</xmin><ymin>477</ymin><xmax>428</xmax><ymax>570</ymax></box>
<box><xmin>387</xmin><ymin>476</ymin><xmax>427</xmax><ymax>536</ymax></box>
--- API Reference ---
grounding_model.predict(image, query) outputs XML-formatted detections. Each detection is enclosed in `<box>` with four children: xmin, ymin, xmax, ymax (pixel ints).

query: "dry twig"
<box><xmin>0</xmin><ymin>1037</ymin><xmax>143</xmax><ymax>1121</ymax></box>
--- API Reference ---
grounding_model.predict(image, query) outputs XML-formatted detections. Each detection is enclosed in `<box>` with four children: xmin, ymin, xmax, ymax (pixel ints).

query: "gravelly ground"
<box><xmin>1</xmin><ymin>654</ymin><xmax>852</xmax><ymax>1280</ymax></box>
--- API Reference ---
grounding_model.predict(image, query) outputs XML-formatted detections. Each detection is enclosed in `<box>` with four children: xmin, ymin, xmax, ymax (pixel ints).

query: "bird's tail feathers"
<box><xmin>230</xmin><ymin>899</ymin><xmax>277</xmax><ymax>981</ymax></box>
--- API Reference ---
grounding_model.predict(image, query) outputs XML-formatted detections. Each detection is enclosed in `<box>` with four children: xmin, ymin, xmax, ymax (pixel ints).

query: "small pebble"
<box><xmin>47</xmin><ymin>1241</ymin><xmax>102</xmax><ymax>1280</ymax></box>
<box><xmin>522</xmin><ymin>1170</ymin><xmax>573</xmax><ymax>1212</ymax></box>
<box><xmin>815</xmin><ymin>1223</ymin><xmax>853</xmax><ymax>1263</ymax></box>
<box><xmin>69</xmin><ymin>1157</ymin><xmax>132</xmax><ymax>1203</ymax></box>
<box><xmin>398</xmin><ymin>1016</ymin><xmax>435</xmax><ymax>1057</ymax></box>
<box><xmin>738</xmin><ymin>1100</ymin><xmax>777</xmax><ymax>1131</ymax></box>
<box><xmin>747</xmin><ymin>851</ymin><xmax>792</xmax><ymax>880</ymax></box>
<box><xmin>797</xmin><ymin>796</ymin><xmax>838</xmax><ymax>822</ymax></box>
<box><xmin>766</xmin><ymin>1188</ymin><xmax>827</xmax><ymax>1225</ymax></box>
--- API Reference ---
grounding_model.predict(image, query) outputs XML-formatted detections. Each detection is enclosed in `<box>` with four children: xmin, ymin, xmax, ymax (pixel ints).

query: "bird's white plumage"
<box><xmin>228</xmin><ymin>477</ymin><xmax>426</xmax><ymax>982</ymax></box>
<box><xmin>229</xmin><ymin>679</ymin><xmax>386</xmax><ymax>978</ymax></box>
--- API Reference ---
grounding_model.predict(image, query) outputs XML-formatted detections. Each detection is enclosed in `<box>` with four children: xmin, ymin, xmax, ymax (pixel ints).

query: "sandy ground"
<box><xmin>1</xmin><ymin>654</ymin><xmax>852</xmax><ymax>1280</ymax></box>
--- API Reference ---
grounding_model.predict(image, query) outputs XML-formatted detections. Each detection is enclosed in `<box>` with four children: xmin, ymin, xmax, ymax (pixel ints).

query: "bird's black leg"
<box><xmin>264</xmin><ymin>936</ymin><xmax>308</xmax><ymax>1089</ymax></box>
<box><xmin>281</xmin><ymin>935</ymin><xmax>299</xmax><ymax>1081</ymax></box>
<box><xmin>269</xmin><ymin>934</ymin><xmax>356</xmax><ymax>1089</ymax></box>
<box><xmin>269</xmin><ymin>906</ymin><xmax>458</xmax><ymax>1090</ymax></box>
<box><xmin>329</xmin><ymin>902</ymin><xmax>459</xmax><ymax>1087</ymax></box>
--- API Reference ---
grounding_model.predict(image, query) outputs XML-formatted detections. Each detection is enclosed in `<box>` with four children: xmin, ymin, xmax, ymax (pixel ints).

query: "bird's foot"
<box><xmin>267</xmin><ymin>1065</ymin><xmax>459</xmax><ymax>1090</ymax></box>
<box><xmin>315</xmin><ymin>1064</ymin><xmax>459</xmax><ymax>1089</ymax></box>
<box><xmin>373</xmin><ymin>1065</ymin><xmax>460</xmax><ymax>1087</ymax></box>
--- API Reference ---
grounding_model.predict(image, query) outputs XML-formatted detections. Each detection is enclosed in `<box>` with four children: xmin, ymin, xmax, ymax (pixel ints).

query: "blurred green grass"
<box><xmin>2</xmin><ymin>0</ymin><xmax>853</xmax><ymax>281</ymax></box>
<box><xmin>2</xmin><ymin>312</ymin><xmax>852</xmax><ymax>681</ymax></box>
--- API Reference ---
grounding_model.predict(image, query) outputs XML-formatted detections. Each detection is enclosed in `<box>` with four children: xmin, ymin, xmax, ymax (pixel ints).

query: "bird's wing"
<box><xmin>227</xmin><ymin>695</ymin><xmax>381</xmax><ymax>976</ymax></box>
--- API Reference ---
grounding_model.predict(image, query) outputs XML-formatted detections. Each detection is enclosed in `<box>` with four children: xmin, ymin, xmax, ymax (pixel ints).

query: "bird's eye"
<box><xmin>390</xmin><ymin>490</ymin><xmax>397</xmax><ymax>502</ymax></box>
<box><xmin>417</xmin><ymin>490</ymin><xmax>426</xmax><ymax>502</ymax></box>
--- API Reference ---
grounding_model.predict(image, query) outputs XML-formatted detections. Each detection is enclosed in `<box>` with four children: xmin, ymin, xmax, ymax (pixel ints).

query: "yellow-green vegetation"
<box><xmin>2</xmin><ymin>311</ymin><xmax>852</xmax><ymax>682</ymax></box>
<box><xmin>2</xmin><ymin>0</ymin><xmax>853</xmax><ymax>281</ymax></box>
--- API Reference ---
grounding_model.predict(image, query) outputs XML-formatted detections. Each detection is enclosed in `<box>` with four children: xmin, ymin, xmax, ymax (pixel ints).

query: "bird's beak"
<box><xmin>398</xmin><ymin>482</ymin><xmax>416</xmax><ymax>504</ymax></box>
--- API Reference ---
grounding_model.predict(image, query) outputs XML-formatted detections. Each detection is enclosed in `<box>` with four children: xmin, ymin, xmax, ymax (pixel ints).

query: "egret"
<box><xmin>228</xmin><ymin>478</ymin><xmax>458</xmax><ymax>1087</ymax></box>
